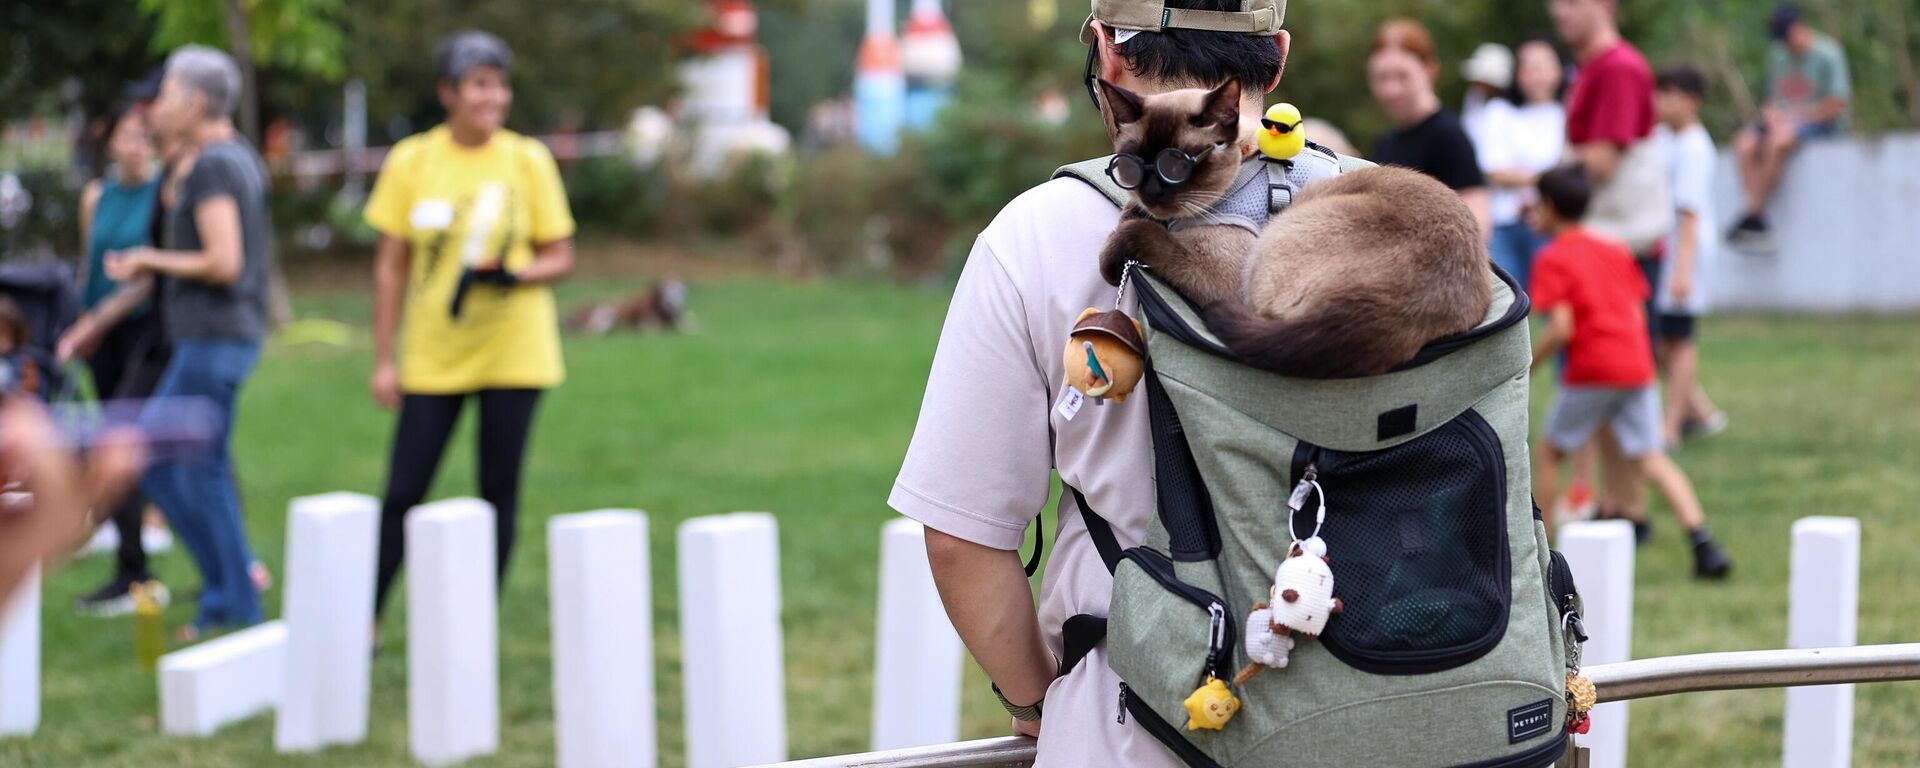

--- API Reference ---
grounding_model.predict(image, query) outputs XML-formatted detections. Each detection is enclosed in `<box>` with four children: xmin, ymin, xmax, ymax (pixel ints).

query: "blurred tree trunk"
<box><xmin>223</xmin><ymin>0</ymin><xmax>292</xmax><ymax>325</ymax></box>
<box><xmin>221</xmin><ymin>0</ymin><xmax>259</xmax><ymax>143</ymax></box>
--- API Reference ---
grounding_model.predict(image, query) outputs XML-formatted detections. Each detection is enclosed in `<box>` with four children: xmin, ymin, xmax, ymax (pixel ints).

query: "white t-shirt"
<box><xmin>889</xmin><ymin>178</ymin><xmax>1181</xmax><ymax>767</ymax></box>
<box><xmin>1476</xmin><ymin>100</ymin><xmax>1568</xmax><ymax>226</ymax></box>
<box><xmin>1654</xmin><ymin>122</ymin><xmax>1716</xmax><ymax>316</ymax></box>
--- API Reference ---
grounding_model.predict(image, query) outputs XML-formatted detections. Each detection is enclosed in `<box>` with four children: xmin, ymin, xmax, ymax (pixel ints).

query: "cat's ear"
<box><xmin>1098</xmin><ymin>79</ymin><xmax>1146</xmax><ymax>126</ymax></box>
<box><xmin>1203</xmin><ymin>79</ymin><xmax>1243</xmax><ymax>130</ymax></box>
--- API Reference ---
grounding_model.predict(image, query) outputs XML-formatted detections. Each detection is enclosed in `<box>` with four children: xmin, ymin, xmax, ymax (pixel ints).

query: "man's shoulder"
<box><xmin>981</xmin><ymin>174</ymin><xmax>1121</xmax><ymax>247</ymax></box>
<box><xmin>1596</xmin><ymin>42</ymin><xmax>1653</xmax><ymax>79</ymax></box>
<box><xmin>190</xmin><ymin>140</ymin><xmax>264</xmax><ymax>190</ymax></box>
<box><xmin>1814</xmin><ymin>34</ymin><xmax>1848</xmax><ymax>63</ymax></box>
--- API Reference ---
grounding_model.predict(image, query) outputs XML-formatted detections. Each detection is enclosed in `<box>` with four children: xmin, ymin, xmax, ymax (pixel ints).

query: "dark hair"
<box><xmin>437</xmin><ymin>30</ymin><xmax>513</xmax><ymax>84</ymax></box>
<box><xmin>1505</xmin><ymin>34</ymin><xmax>1569</xmax><ymax>105</ymax></box>
<box><xmin>1769</xmin><ymin>4</ymin><xmax>1803</xmax><ymax>42</ymax></box>
<box><xmin>1536</xmin><ymin>164</ymin><xmax>1592</xmax><ymax>221</ymax></box>
<box><xmin>90</xmin><ymin>100</ymin><xmax>143</xmax><ymax>180</ymax></box>
<box><xmin>1105</xmin><ymin>1</ymin><xmax>1284</xmax><ymax>95</ymax></box>
<box><xmin>1656</xmin><ymin>65</ymin><xmax>1707</xmax><ymax>99</ymax></box>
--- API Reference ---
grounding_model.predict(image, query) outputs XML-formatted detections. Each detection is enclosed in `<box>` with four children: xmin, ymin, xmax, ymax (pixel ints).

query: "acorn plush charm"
<box><xmin>1183</xmin><ymin>676</ymin><xmax>1241</xmax><ymax>731</ymax></box>
<box><xmin>1258</xmin><ymin>103</ymin><xmax>1307</xmax><ymax>162</ymax></box>
<box><xmin>1062</xmin><ymin>308</ymin><xmax>1146</xmax><ymax>402</ymax></box>
<box><xmin>1566</xmin><ymin>672</ymin><xmax>1597</xmax><ymax>734</ymax></box>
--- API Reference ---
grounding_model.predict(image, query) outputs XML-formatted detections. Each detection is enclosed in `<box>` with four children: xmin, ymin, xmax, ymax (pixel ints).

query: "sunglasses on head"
<box><xmin>1105</xmin><ymin>143</ymin><xmax>1224</xmax><ymax>190</ymax></box>
<box><xmin>1261</xmin><ymin>117</ymin><xmax>1301</xmax><ymax>134</ymax></box>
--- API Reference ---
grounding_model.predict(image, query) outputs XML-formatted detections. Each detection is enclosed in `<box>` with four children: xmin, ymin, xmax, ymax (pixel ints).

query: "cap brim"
<box><xmin>1079</xmin><ymin>13</ymin><xmax>1097</xmax><ymax>45</ymax></box>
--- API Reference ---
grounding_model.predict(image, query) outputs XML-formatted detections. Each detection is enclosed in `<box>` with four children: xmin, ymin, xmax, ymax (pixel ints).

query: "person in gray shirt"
<box><xmin>85</xmin><ymin>45</ymin><xmax>272</xmax><ymax>637</ymax></box>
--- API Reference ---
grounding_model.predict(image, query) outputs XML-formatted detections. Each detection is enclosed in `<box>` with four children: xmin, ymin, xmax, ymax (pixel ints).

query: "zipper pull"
<box><xmin>1117</xmin><ymin>685</ymin><xmax>1129</xmax><ymax>724</ymax></box>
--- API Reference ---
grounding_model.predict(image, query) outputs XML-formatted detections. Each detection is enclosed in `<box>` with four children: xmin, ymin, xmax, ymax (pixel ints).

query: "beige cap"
<box><xmin>1079</xmin><ymin>0</ymin><xmax>1287</xmax><ymax>45</ymax></box>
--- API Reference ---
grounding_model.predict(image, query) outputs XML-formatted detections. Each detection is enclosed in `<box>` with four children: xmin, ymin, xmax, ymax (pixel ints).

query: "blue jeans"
<box><xmin>140</xmin><ymin>339</ymin><xmax>262</xmax><ymax>628</ymax></box>
<box><xmin>1489</xmin><ymin>221</ymin><xmax>1546</xmax><ymax>293</ymax></box>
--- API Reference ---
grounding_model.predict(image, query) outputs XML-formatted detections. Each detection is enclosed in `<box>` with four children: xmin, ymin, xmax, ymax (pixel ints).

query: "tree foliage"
<box><xmin>136</xmin><ymin>0</ymin><xmax>347</xmax><ymax>81</ymax></box>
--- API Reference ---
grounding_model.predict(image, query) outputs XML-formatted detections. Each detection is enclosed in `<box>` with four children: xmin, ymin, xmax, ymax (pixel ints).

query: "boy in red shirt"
<box><xmin>1528</xmin><ymin>164</ymin><xmax>1731</xmax><ymax>579</ymax></box>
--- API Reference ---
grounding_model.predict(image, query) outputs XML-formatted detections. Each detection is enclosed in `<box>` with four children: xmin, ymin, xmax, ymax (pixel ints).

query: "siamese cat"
<box><xmin>1094</xmin><ymin>79</ymin><xmax>1491</xmax><ymax>379</ymax></box>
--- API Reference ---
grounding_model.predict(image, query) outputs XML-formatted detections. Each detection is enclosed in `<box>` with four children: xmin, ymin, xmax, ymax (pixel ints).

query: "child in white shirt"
<box><xmin>1652</xmin><ymin>65</ymin><xmax>1729</xmax><ymax>448</ymax></box>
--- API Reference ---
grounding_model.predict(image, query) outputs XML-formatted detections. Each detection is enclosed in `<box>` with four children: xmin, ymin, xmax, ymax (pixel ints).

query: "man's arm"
<box><xmin>1798</xmin><ymin>95</ymin><xmax>1849</xmax><ymax>125</ymax></box>
<box><xmin>110</xmin><ymin>196</ymin><xmax>243</xmax><ymax>286</ymax></box>
<box><xmin>1668</xmin><ymin>210</ymin><xmax>1699</xmax><ymax>304</ymax></box>
<box><xmin>1575</xmin><ymin>142</ymin><xmax>1624</xmax><ymax>185</ymax></box>
<box><xmin>1459</xmin><ymin>187</ymin><xmax>1493</xmax><ymax>241</ymax></box>
<box><xmin>56</xmin><ymin>277</ymin><xmax>153</xmax><ymax>363</ymax></box>
<box><xmin>1531</xmin><ymin>304</ymin><xmax>1575</xmax><ymax>373</ymax></box>
<box><xmin>925</xmin><ymin>529</ymin><xmax>1056</xmax><ymax>722</ymax></box>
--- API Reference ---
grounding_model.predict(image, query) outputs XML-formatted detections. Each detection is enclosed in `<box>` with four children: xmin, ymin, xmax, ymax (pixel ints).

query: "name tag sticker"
<box><xmin>1057</xmin><ymin>388</ymin><xmax>1086</xmax><ymax>421</ymax></box>
<box><xmin>410</xmin><ymin>200</ymin><xmax>455</xmax><ymax>230</ymax></box>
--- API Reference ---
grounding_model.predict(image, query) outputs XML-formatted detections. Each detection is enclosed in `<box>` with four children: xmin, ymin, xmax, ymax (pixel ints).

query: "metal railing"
<box><xmin>756</xmin><ymin>643</ymin><xmax>1920</xmax><ymax>768</ymax></box>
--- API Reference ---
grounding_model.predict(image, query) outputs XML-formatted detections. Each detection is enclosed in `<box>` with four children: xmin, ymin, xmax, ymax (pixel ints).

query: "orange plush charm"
<box><xmin>1063</xmin><ymin>308</ymin><xmax>1146</xmax><ymax>402</ymax></box>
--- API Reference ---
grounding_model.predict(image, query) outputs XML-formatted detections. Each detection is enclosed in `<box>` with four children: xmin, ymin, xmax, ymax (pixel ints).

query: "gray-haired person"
<box><xmin>74</xmin><ymin>44</ymin><xmax>274</xmax><ymax>638</ymax></box>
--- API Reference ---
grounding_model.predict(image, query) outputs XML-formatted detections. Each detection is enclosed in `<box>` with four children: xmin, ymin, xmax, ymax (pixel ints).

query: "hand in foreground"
<box><xmin>0</xmin><ymin>400</ymin><xmax>145</xmax><ymax>603</ymax></box>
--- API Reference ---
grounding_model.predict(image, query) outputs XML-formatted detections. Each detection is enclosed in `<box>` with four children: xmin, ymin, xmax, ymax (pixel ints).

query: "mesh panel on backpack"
<box><xmin>1287</xmin><ymin>410</ymin><xmax>1510</xmax><ymax>673</ymax></box>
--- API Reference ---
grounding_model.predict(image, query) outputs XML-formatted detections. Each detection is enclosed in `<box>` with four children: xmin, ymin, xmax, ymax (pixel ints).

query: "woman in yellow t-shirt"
<box><xmin>362</xmin><ymin>31</ymin><xmax>575</xmax><ymax>624</ymax></box>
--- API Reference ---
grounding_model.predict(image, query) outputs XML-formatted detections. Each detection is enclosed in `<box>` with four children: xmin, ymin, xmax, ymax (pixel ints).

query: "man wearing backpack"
<box><xmin>890</xmin><ymin>2</ymin><xmax>1290</xmax><ymax>763</ymax></box>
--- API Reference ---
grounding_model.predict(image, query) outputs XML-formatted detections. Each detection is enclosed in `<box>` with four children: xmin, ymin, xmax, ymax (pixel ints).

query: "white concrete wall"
<box><xmin>1708</xmin><ymin>132</ymin><xmax>1920</xmax><ymax>312</ymax></box>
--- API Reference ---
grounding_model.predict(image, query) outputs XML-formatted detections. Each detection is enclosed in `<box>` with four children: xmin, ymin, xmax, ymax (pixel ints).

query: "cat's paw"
<box><xmin>1098</xmin><ymin>233</ymin><xmax>1139</xmax><ymax>286</ymax></box>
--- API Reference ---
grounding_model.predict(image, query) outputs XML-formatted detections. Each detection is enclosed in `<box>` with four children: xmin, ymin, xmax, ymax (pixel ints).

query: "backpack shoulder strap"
<box><xmin>1262</xmin><ymin>144</ymin><xmax>1376</xmax><ymax>213</ymax></box>
<box><xmin>1052</xmin><ymin>155</ymin><xmax>1128</xmax><ymax>209</ymax></box>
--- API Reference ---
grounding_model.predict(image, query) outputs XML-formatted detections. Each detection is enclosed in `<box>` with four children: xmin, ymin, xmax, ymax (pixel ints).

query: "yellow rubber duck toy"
<box><xmin>1258</xmin><ymin>103</ymin><xmax>1306</xmax><ymax>162</ymax></box>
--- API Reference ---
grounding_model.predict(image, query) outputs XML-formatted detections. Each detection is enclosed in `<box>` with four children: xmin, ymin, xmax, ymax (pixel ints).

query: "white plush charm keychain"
<box><xmin>1236</xmin><ymin>468</ymin><xmax>1343</xmax><ymax>685</ymax></box>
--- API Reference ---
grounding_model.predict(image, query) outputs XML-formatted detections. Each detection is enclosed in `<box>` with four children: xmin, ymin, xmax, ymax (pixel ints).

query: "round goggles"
<box><xmin>1105</xmin><ymin>143</ymin><xmax>1224</xmax><ymax>190</ymax></box>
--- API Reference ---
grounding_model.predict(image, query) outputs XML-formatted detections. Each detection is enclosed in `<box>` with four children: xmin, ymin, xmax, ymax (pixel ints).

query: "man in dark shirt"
<box><xmin>98</xmin><ymin>45</ymin><xmax>273</xmax><ymax>635</ymax></box>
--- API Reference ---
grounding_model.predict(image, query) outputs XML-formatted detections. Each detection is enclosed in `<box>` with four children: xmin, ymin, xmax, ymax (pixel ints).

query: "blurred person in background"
<box><xmin>83</xmin><ymin>45</ymin><xmax>276</xmax><ymax>639</ymax></box>
<box><xmin>364</xmin><ymin>31</ymin><xmax>575</xmax><ymax>632</ymax></box>
<box><xmin>1369</xmin><ymin>19</ymin><xmax>1492</xmax><ymax>238</ymax></box>
<box><xmin>1459</xmin><ymin>42</ymin><xmax>1513</xmax><ymax>148</ymax></box>
<box><xmin>65</xmin><ymin>99</ymin><xmax>178</xmax><ymax>617</ymax></box>
<box><xmin>1553</xmin><ymin>0</ymin><xmax>1669</xmax><ymax>539</ymax></box>
<box><xmin>0</xmin><ymin>400</ymin><xmax>146</xmax><ymax>609</ymax></box>
<box><xmin>1652</xmin><ymin>65</ymin><xmax>1728</xmax><ymax>448</ymax></box>
<box><xmin>1477</xmin><ymin>36</ymin><xmax>1567</xmax><ymax>288</ymax></box>
<box><xmin>1729</xmin><ymin>4</ymin><xmax>1851</xmax><ymax>248</ymax></box>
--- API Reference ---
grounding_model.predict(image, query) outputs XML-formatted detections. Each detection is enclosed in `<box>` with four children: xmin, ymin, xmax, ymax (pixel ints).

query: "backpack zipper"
<box><xmin>1123</xmin><ymin>548</ymin><xmax>1237</xmax><ymax>682</ymax></box>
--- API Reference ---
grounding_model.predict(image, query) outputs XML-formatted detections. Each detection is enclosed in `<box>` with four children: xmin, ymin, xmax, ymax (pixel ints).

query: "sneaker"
<box><xmin>1682</xmin><ymin>411</ymin><xmax>1730</xmax><ymax>442</ymax></box>
<box><xmin>1728</xmin><ymin>216</ymin><xmax>1775</xmax><ymax>253</ymax></box>
<box><xmin>81</xmin><ymin>524</ymin><xmax>119</xmax><ymax>556</ymax></box>
<box><xmin>142</xmin><ymin>525</ymin><xmax>175</xmax><ymax>555</ymax></box>
<box><xmin>1633</xmin><ymin>518</ymin><xmax>1652</xmax><ymax>545</ymax></box>
<box><xmin>74</xmin><ymin>578</ymin><xmax>169</xmax><ymax>618</ymax></box>
<box><xmin>1693</xmin><ymin>537</ymin><xmax>1732</xmax><ymax>580</ymax></box>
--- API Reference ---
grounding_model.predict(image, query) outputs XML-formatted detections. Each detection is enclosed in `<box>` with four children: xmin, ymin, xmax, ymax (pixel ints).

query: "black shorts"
<box><xmin>1658</xmin><ymin>313</ymin><xmax>1697</xmax><ymax>342</ymax></box>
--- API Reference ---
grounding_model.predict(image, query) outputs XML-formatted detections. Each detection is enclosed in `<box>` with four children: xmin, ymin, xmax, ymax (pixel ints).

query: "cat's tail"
<box><xmin>1203</xmin><ymin>295</ymin><xmax>1427</xmax><ymax>380</ymax></box>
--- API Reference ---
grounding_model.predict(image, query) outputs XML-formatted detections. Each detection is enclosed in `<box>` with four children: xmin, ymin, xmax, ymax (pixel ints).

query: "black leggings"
<box><xmin>86</xmin><ymin>312</ymin><xmax>170</xmax><ymax>584</ymax></box>
<box><xmin>373</xmin><ymin>389</ymin><xmax>542</xmax><ymax>619</ymax></box>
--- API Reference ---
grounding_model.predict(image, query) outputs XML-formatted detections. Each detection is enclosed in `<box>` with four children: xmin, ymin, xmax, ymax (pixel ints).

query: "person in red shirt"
<box><xmin>1528</xmin><ymin>164</ymin><xmax>1731</xmax><ymax>579</ymax></box>
<box><xmin>1555</xmin><ymin>0</ymin><xmax>1654</xmax><ymax>191</ymax></box>
<box><xmin>1551</xmin><ymin>0</ymin><xmax>1664</xmax><ymax>536</ymax></box>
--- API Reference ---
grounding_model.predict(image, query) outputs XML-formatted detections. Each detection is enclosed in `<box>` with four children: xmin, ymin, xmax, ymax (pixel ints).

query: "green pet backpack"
<box><xmin>1050</xmin><ymin>148</ymin><xmax>1586</xmax><ymax>768</ymax></box>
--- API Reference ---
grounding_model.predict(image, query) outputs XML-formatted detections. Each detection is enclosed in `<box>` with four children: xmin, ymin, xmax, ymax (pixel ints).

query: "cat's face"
<box><xmin>1100</xmin><ymin>79</ymin><xmax>1243</xmax><ymax>220</ymax></box>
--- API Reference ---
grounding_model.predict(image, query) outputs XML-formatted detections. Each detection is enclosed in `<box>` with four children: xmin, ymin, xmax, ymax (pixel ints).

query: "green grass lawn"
<box><xmin>3</xmin><ymin>272</ymin><xmax>1917</xmax><ymax>767</ymax></box>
